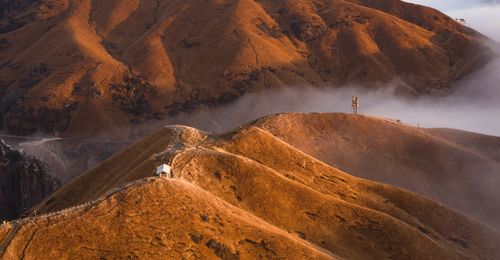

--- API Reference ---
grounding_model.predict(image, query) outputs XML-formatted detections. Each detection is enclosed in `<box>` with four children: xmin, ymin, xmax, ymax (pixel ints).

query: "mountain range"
<box><xmin>0</xmin><ymin>0</ymin><xmax>494</xmax><ymax>136</ymax></box>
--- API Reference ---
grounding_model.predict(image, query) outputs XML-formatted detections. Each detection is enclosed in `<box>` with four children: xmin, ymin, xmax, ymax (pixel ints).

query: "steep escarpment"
<box><xmin>0</xmin><ymin>140</ymin><xmax>61</xmax><ymax>221</ymax></box>
<box><xmin>0</xmin><ymin>0</ymin><xmax>493</xmax><ymax>136</ymax></box>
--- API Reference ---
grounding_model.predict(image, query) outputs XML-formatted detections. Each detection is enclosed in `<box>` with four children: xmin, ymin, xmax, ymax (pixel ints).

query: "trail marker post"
<box><xmin>352</xmin><ymin>96</ymin><xmax>360</xmax><ymax>114</ymax></box>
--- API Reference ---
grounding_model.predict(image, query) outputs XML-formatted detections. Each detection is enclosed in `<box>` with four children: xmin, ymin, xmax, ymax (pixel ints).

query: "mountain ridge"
<box><xmin>0</xmin><ymin>0</ymin><xmax>493</xmax><ymax>136</ymax></box>
<box><xmin>254</xmin><ymin>112</ymin><xmax>500</xmax><ymax>231</ymax></box>
<box><xmin>7</xmin><ymin>113</ymin><xmax>497</xmax><ymax>259</ymax></box>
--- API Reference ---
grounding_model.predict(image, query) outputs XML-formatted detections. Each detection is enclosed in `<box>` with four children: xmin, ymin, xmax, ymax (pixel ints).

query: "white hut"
<box><xmin>156</xmin><ymin>164</ymin><xmax>172</xmax><ymax>178</ymax></box>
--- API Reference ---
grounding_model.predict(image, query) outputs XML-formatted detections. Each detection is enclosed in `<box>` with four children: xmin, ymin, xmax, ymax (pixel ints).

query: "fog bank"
<box><xmin>180</xmin><ymin>0</ymin><xmax>500</xmax><ymax>136</ymax></box>
<box><xmin>174</xmin><ymin>67</ymin><xmax>500</xmax><ymax>136</ymax></box>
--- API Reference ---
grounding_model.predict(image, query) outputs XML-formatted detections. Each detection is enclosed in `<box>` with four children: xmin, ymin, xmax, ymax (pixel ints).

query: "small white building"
<box><xmin>156</xmin><ymin>164</ymin><xmax>172</xmax><ymax>178</ymax></box>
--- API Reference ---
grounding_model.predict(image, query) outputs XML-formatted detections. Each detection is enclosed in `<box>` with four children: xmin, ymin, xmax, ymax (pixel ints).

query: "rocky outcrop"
<box><xmin>0</xmin><ymin>140</ymin><xmax>61</xmax><ymax>221</ymax></box>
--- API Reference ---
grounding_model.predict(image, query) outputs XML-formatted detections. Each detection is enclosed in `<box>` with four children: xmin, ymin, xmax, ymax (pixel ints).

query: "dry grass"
<box><xmin>255</xmin><ymin>113</ymin><xmax>500</xmax><ymax>231</ymax></box>
<box><xmin>4</xmin><ymin>113</ymin><xmax>498</xmax><ymax>259</ymax></box>
<box><xmin>0</xmin><ymin>0</ymin><xmax>492</xmax><ymax>136</ymax></box>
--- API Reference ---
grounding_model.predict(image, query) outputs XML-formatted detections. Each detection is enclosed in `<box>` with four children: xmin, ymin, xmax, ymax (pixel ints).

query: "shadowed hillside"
<box><xmin>0</xmin><ymin>140</ymin><xmax>61</xmax><ymax>221</ymax></box>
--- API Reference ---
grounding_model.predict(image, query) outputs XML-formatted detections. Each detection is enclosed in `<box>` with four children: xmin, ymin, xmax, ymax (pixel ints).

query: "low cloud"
<box><xmin>171</xmin><ymin>69</ymin><xmax>500</xmax><ymax>136</ymax></box>
<box><xmin>168</xmin><ymin>0</ymin><xmax>500</xmax><ymax>136</ymax></box>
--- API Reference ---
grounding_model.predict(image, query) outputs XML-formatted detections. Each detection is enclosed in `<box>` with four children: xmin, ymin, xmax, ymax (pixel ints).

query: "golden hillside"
<box><xmin>0</xmin><ymin>0</ymin><xmax>492</xmax><ymax>136</ymax></box>
<box><xmin>255</xmin><ymin>113</ymin><xmax>500</xmax><ymax>231</ymax></box>
<box><xmin>2</xmin><ymin>114</ymin><xmax>498</xmax><ymax>259</ymax></box>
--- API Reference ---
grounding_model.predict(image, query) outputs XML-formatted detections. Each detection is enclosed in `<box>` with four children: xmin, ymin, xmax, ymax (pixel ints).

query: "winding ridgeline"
<box><xmin>1</xmin><ymin>113</ymin><xmax>499</xmax><ymax>259</ymax></box>
<box><xmin>1</xmin><ymin>1</ymin><xmax>500</xmax><ymax>258</ymax></box>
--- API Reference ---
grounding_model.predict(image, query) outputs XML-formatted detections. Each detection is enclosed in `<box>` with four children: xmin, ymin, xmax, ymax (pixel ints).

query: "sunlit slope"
<box><xmin>17</xmin><ymin>117</ymin><xmax>500</xmax><ymax>259</ymax></box>
<box><xmin>255</xmin><ymin>113</ymin><xmax>500</xmax><ymax>231</ymax></box>
<box><xmin>0</xmin><ymin>0</ymin><xmax>492</xmax><ymax>136</ymax></box>
<box><xmin>1</xmin><ymin>178</ymin><xmax>334</xmax><ymax>259</ymax></box>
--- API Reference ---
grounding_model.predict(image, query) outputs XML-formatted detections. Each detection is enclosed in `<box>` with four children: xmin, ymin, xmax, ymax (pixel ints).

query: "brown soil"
<box><xmin>0</xmin><ymin>0</ymin><xmax>493</xmax><ymax>136</ymax></box>
<box><xmin>255</xmin><ymin>113</ymin><xmax>500</xmax><ymax>231</ymax></box>
<box><xmin>3</xmin><ymin>114</ymin><xmax>498</xmax><ymax>259</ymax></box>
